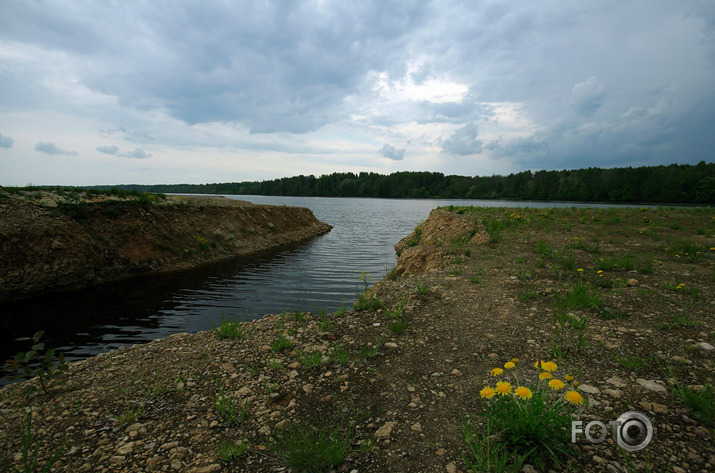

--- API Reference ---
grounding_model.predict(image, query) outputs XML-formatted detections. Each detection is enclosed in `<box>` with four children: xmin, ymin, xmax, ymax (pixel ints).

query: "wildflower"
<box><xmin>515</xmin><ymin>386</ymin><xmax>533</xmax><ymax>400</ymax></box>
<box><xmin>539</xmin><ymin>372</ymin><xmax>553</xmax><ymax>380</ymax></box>
<box><xmin>541</xmin><ymin>361</ymin><xmax>558</xmax><ymax>372</ymax></box>
<box><xmin>565</xmin><ymin>390</ymin><xmax>584</xmax><ymax>405</ymax></box>
<box><xmin>491</xmin><ymin>368</ymin><xmax>504</xmax><ymax>376</ymax></box>
<box><xmin>480</xmin><ymin>386</ymin><xmax>496</xmax><ymax>399</ymax></box>
<box><xmin>548</xmin><ymin>379</ymin><xmax>566</xmax><ymax>390</ymax></box>
<box><xmin>496</xmin><ymin>381</ymin><xmax>512</xmax><ymax>396</ymax></box>
<box><xmin>577</xmin><ymin>268</ymin><xmax>583</xmax><ymax>272</ymax></box>
<box><xmin>504</xmin><ymin>361</ymin><xmax>516</xmax><ymax>369</ymax></box>
<box><xmin>565</xmin><ymin>374</ymin><xmax>575</xmax><ymax>382</ymax></box>
<box><xmin>573</xmin><ymin>381</ymin><xmax>580</xmax><ymax>387</ymax></box>
<box><xmin>511</xmin><ymin>358</ymin><xmax>519</xmax><ymax>363</ymax></box>
<box><xmin>533</xmin><ymin>360</ymin><xmax>542</xmax><ymax>369</ymax></box>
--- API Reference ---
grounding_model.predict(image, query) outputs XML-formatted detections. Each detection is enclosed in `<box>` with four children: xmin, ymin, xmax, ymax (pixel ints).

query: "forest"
<box><xmin>96</xmin><ymin>161</ymin><xmax>713</xmax><ymax>204</ymax></box>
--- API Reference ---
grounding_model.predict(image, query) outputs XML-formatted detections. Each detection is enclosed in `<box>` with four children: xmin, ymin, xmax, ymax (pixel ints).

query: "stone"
<box><xmin>451</xmin><ymin>369</ymin><xmax>463</xmax><ymax>377</ymax></box>
<box><xmin>578</xmin><ymin>384</ymin><xmax>600</xmax><ymax>394</ymax></box>
<box><xmin>303</xmin><ymin>383</ymin><xmax>314</xmax><ymax>393</ymax></box>
<box><xmin>626</xmin><ymin>278</ymin><xmax>639</xmax><ymax>287</ymax></box>
<box><xmin>411</xmin><ymin>422</ymin><xmax>422</xmax><ymax>432</ymax></box>
<box><xmin>384</xmin><ymin>342</ymin><xmax>398</xmax><ymax>349</ymax></box>
<box><xmin>696</xmin><ymin>342</ymin><xmax>714</xmax><ymax>351</ymax></box>
<box><xmin>446</xmin><ymin>462</ymin><xmax>457</xmax><ymax>473</ymax></box>
<box><xmin>636</xmin><ymin>378</ymin><xmax>667</xmax><ymax>393</ymax></box>
<box><xmin>187</xmin><ymin>464</ymin><xmax>222</xmax><ymax>473</ymax></box>
<box><xmin>651</xmin><ymin>403</ymin><xmax>668</xmax><ymax>414</ymax></box>
<box><xmin>603</xmin><ymin>389</ymin><xmax>622</xmax><ymax>398</ymax></box>
<box><xmin>375</xmin><ymin>421</ymin><xmax>397</xmax><ymax>439</ymax></box>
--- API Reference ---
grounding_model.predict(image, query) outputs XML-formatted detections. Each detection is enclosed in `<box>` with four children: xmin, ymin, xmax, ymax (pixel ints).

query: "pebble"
<box><xmin>578</xmin><ymin>384</ymin><xmax>600</xmax><ymax>394</ymax></box>
<box><xmin>636</xmin><ymin>378</ymin><xmax>667</xmax><ymax>393</ymax></box>
<box><xmin>375</xmin><ymin>421</ymin><xmax>397</xmax><ymax>439</ymax></box>
<box><xmin>411</xmin><ymin>422</ymin><xmax>422</xmax><ymax>432</ymax></box>
<box><xmin>446</xmin><ymin>461</ymin><xmax>457</xmax><ymax>473</ymax></box>
<box><xmin>696</xmin><ymin>342</ymin><xmax>714</xmax><ymax>351</ymax></box>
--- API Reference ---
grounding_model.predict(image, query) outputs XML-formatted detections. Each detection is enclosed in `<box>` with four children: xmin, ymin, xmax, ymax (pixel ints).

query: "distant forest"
<box><xmin>100</xmin><ymin>161</ymin><xmax>714</xmax><ymax>204</ymax></box>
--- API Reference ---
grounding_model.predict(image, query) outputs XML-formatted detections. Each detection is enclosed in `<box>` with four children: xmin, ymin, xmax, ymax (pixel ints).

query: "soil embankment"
<box><xmin>0</xmin><ymin>191</ymin><xmax>331</xmax><ymax>301</ymax></box>
<box><xmin>0</xmin><ymin>205</ymin><xmax>713</xmax><ymax>473</ymax></box>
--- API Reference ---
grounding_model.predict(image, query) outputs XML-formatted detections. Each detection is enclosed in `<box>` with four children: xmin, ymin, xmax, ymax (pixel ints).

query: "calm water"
<box><xmin>0</xmin><ymin>196</ymin><xmax>636</xmax><ymax>384</ymax></box>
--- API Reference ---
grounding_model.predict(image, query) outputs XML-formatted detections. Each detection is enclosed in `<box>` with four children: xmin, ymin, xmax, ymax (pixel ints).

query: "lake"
<box><xmin>0</xmin><ymin>196</ymin><xmax>638</xmax><ymax>384</ymax></box>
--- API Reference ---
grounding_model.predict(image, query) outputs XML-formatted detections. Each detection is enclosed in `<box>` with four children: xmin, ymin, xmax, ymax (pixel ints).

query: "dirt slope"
<box><xmin>0</xmin><ymin>191</ymin><xmax>331</xmax><ymax>301</ymax></box>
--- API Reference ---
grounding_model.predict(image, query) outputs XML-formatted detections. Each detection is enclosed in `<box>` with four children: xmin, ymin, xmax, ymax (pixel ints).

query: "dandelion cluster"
<box><xmin>481</xmin><ymin>358</ymin><xmax>586</xmax><ymax>406</ymax></box>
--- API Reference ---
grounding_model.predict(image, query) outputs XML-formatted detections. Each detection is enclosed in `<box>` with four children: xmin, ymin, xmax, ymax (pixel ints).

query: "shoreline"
<box><xmin>1</xmin><ymin>205</ymin><xmax>713</xmax><ymax>472</ymax></box>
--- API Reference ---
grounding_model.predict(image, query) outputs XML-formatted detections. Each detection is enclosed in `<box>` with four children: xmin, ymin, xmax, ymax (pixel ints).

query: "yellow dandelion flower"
<box><xmin>548</xmin><ymin>378</ymin><xmax>566</xmax><ymax>390</ymax></box>
<box><xmin>541</xmin><ymin>361</ymin><xmax>558</xmax><ymax>372</ymax></box>
<box><xmin>597</xmin><ymin>270</ymin><xmax>603</xmax><ymax>274</ymax></box>
<box><xmin>573</xmin><ymin>381</ymin><xmax>580</xmax><ymax>387</ymax></box>
<box><xmin>504</xmin><ymin>361</ymin><xmax>516</xmax><ymax>369</ymax></box>
<box><xmin>534</xmin><ymin>360</ymin><xmax>542</xmax><ymax>369</ymax></box>
<box><xmin>480</xmin><ymin>386</ymin><xmax>496</xmax><ymax>399</ymax></box>
<box><xmin>511</xmin><ymin>358</ymin><xmax>519</xmax><ymax>363</ymax></box>
<box><xmin>577</xmin><ymin>268</ymin><xmax>583</xmax><ymax>272</ymax></box>
<box><xmin>496</xmin><ymin>381</ymin><xmax>512</xmax><ymax>396</ymax></box>
<box><xmin>565</xmin><ymin>375</ymin><xmax>575</xmax><ymax>382</ymax></box>
<box><xmin>491</xmin><ymin>367</ymin><xmax>504</xmax><ymax>376</ymax></box>
<box><xmin>515</xmin><ymin>386</ymin><xmax>533</xmax><ymax>400</ymax></box>
<box><xmin>539</xmin><ymin>372</ymin><xmax>553</xmax><ymax>380</ymax></box>
<box><xmin>565</xmin><ymin>390</ymin><xmax>584</xmax><ymax>405</ymax></box>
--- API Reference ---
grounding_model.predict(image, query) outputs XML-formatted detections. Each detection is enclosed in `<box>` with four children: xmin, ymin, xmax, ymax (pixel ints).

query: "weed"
<box><xmin>461</xmin><ymin>417</ymin><xmax>528</xmax><ymax>473</ymax></box>
<box><xmin>271</xmin><ymin>423</ymin><xmax>353</xmax><ymax>472</ymax></box>
<box><xmin>388</xmin><ymin>318</ymin><xmax>408</xmax><ymax>334</ymax></box>
<box><xmin>671</xmin><ymin>382</ymin><xmax>714</xmax><ymax>427</ymax></box>
<box><xmin>518</xmin><ymin>288</ymin><xmax>539</xmax><ymax>302</ymax></box>
<box><xmin>212</xmin><ymin>315</ymin><xmax>247</xmax><ymax>339</ymax></box>
<box><xmin>558</xmin><ymin>285</ymin><xmax>601</xmax><ymax>310</ymax></box>
<box><xmin>598</xmin><ymin>307</ymin><xmax>630</xmax><ymax>320</ymax></box>
<box><xmin>416</xmin><ymin>281</ymin><xmax>431</xmax><ymax>296</ymax></box>
<box><xmin>612</xmin><ymin>353</ymin><xmax>647</xmax><ymax>372</ymax></box>
<box><xmin>4</xmin><ymin>331</ymin><xmax>68</xmax><ymax>394</ymax></box>
<box><xmin>2</xmin><ymin>409</ymin><xmax>64</xmax><ymax>473</ymax></box>
<box><xmin>353</xmin><ymin>293</ymin><xmax>383</xmax><ymax>311</ymax></box>
<box><xmin>214</xmin><ymin>380</ymin><xmax>248</xmax><ymax>425</ymax></box>
<box><xmin>117</xmin><ymin>406</ymin><xmax>143</xmax><ymax>426</ymax></box>
<box><xmin>328</xmin><ymin>346</ymin><xmax>350</xmax><ymax>366</ymax></box>
<box><xmin>300</xmin><ymin>351</ymin><xmax>324</xmax><ymax>369</ymax></box>
<box><xmin>271</xmin><ymin>334</ymin><xmax>293</xmax><ymax>353</ymax></box>
<box><xmin>654</xmin><ymin>311</ymin><xmax>699</xmax><ymax>330</ymax></box>
<box><xmin>479</xmin><ymin>359</ymin><xmax>583</xmax><ymax>469</ymax></box>
<box><xmin>217</xmin><ymin>440</ymin><xmax>249</xmax><ymax>462</ymax></box>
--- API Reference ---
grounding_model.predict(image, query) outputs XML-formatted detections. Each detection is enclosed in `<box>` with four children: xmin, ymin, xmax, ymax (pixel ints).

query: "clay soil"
<box><xmin>1</xmin><ymin>205</ymin><xmax>714</xmax><ymax>473</ymax></box>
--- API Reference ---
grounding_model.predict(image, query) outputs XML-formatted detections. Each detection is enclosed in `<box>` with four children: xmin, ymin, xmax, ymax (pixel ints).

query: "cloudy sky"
<box><xmin>1</xmin><ymin>0</ymin><xmax>714</xmax><ymax>186</ymax></box>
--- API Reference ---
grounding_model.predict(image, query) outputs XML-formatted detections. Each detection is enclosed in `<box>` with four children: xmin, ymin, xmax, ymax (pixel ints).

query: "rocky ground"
<box><xmin>0</xmin><ymin>188</ymin><xmax>331</xmax><ymax>301</ymax></box>
<box><xmin>1</xmin><ymin>205</ymin><xmax>713</xmax><ymax>473</ymax></box>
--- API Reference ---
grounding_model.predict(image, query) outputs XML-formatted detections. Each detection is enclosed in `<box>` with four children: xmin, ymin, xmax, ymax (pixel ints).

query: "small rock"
<box><xmin>696</xmin><ymin>342</ymin><xmax>714</xmax><ymax>351</ymax></box>
<box><xmin>451</xmin><ymin>369</ymin><xmax>463</xmax><ymax>377</ymax></box>
<box><xmin>672</xmin><ymin>467</ymin><xmax>686</xmax><ymax>473</ymax></box>
<box><xmin>626</xmin><ymin>278</ymin><xmax>639</xmax><ymax>287</ymax></box>
<box><xmin>636</xmin><ymin>378</ymin><xmax>667</xmax><ymax>393</ymax></box>
<box><xmin>578</xmin><ymin>384</ymin><xmax>601</xmax><ymax>394</ymax></box>
<box><xmin>651</xmin><ymin>403</ymin><xmax>668</xmax><ymax>414</ymax></box>
<box><xmin>411</xmin><ymin>422</ymin><xmax>422</xmax><ymax>432</ymax></box>
<box><xmin>446</xmin><ymin>462</ymin><xmax>457</xmax><ymax>473</ymax></box>
<box><xmin>384</xmin><ymin>342</ymin><xmax>398</xmax><ymax>349</ymax></box>
<box><xmin>187</xmin><ymin>464</ymin><xmax>222</xmax><ymax>473</ymax></box>
<box><xmin>375</xmin><ymin>421</ymin><xmax>397</xmax><ymax>439</ymax></box>
<box><xmin>303</xmin><ymin>384</ymin><xmax>314</xmax><ymax>393</ymax></box>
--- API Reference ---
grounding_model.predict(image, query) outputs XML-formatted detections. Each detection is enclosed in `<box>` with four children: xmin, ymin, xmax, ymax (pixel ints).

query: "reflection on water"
<box><xmin>0</xmin><ymin>196</ymin><xmax>640</xmax><ymax>385</ymax></box>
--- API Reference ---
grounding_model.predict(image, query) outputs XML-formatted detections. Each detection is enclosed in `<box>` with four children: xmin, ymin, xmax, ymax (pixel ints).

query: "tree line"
<box><xmin>96</xmin><ymin>161</ymin><xmax>714</xmax><ymax>204</ymax></box>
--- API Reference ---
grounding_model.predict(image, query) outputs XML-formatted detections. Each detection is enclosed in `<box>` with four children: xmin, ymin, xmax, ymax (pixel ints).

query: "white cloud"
<box><xmin>571</xmin><ymin>77</ymin><xmax>606</xmax><ymax>118</ymax></box>
<box><xmin>119</xmin><ymin>148</ymin><xmax>151</xmax><ymax>159</ymax></box>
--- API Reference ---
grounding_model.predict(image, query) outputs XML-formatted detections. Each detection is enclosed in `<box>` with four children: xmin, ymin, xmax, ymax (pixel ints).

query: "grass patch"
<box><xmin>353</xmin><ymin>293</ymin><xmax>383</xmax><ymax>311</ymax></box>
<box><xmin>559</xmin><ymin>284</ymin><xmax>601</xmax><ymax>310</ymax></box>
<box><xmin>300</xmin><ymin>351</ymin><xmax>324</xmax><ymax>369</ymax></box>
<box><xmin>461</xmin><ymin>418</ymin><xmax>527</xmax><ymax>473</ymax></box>
<box><xmin>672</xmin><ymin>383</ymin><xmax>714</xmax><ymax>428</ymax></box>
<box><xmin>270</xmin><ymin>334</ymin><xmax>293</xmax><ymax>352</ymax></box>
<box><xmin>217</xmin><ymin>440</ymin><xmax>249</xmax><ymax>462</ymax></box>
<box><xmin>212</xmin><ymin>315</ymin><xmax>247</xmax><ymax>339</ymax></box>
<box><xmin>271</xmin><ymin>423</ymin><xmax>354</xmax><ymax>473</ymax></box>
<box><xmin>214</xmin><ymin>380</ymin><xmax>248</xmax><ymax>425</ymax></box>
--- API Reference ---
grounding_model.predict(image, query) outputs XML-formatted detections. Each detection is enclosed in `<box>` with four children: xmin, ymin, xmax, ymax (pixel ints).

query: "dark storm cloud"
<box><xmin>380</xmin><ymin>144</ymin><xmax>405</xmax><ymax>161</ymax></box>
<box><xmin>96</xmin><ymin>145</ymin><xmax>119</xmax><ymax>155</ymax></box>
<box><xmin>442</xmin><ymin>122</ymin><xmax>483</xmax><ymax>156</ymax></box>
<box><xmin>0</xmin><ymin>133</ymin><xmax>13</xmax><ymax>148</ymax></box>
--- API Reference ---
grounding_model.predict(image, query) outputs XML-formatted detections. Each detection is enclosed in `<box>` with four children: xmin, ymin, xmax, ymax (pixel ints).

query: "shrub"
<box><xmin>4</xmin><ymin>331</ymin><xmax>68</xmax><ymax>394</ymax></box>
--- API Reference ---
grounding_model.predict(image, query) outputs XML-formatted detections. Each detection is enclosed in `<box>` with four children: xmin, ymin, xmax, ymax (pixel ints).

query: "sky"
<box><xmin>1</xmin><ymin>0</ymin><xmax>714</xmax><ymax>186</ymax></box>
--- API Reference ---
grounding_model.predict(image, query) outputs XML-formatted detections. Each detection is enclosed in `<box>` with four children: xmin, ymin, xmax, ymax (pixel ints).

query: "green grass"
<box><xmin>327</xmin><ymin>346</ymin><xmax>350</xmax><ymax>365</ymax></box>
<box><xmin>214</xmin><ymin>381</ymin><xmax>249</xmax><ymax>425</ymax></box>
<box><xmin>353</xmin><ymin>293</ymin><xmax>383</xmax><ymax>311</ymax></box>
<box><xmin>271</xmin><ymin>424</ymin><xmax>353</xmax><ymax>472</ymax></box>
<box><xmin>217</xmin><ymin>440</ymin><xmax>249</xmax><ymax>462</ymax></box>
<box><xmin>518</xmin><ymin>288</ymin><xmax>539</xmax><ymax>302</ymax></box>
<box><xmin>461</xmin><ymin>418</ymin><xmax>527</xmax><ymax>473</ymax></box>
<box><xmin>212</xmin><ymin>315</ymin><xmax>247</xmax><ymax>339</ymax></box>
<box><xmin>612</xmin><ymin>353</ymin><xmax>648</xmax><ymax>372</ymax></box>
<box><xmin>672</xmin><ymin>383</ymin><xmax>714</xmax><ymax>428</ymax></box>
<box><xmin>388</xmin><ymin>318</ymin><xmax>408</xmax><ymax>334</ymax></box>
<box><xmin>300</xmin><ymin>351</ymin><xmax>324</xmax><ymax>369</ymax></box>
<box><xmin>559</xmin><ymin>284</ymin><xmax>602</xmax><ymax>310</ymax></box>
<box><xmin>270</xmin><ymin>334</ymin><xmax>293</xmax><ymax>352</ymax></box>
